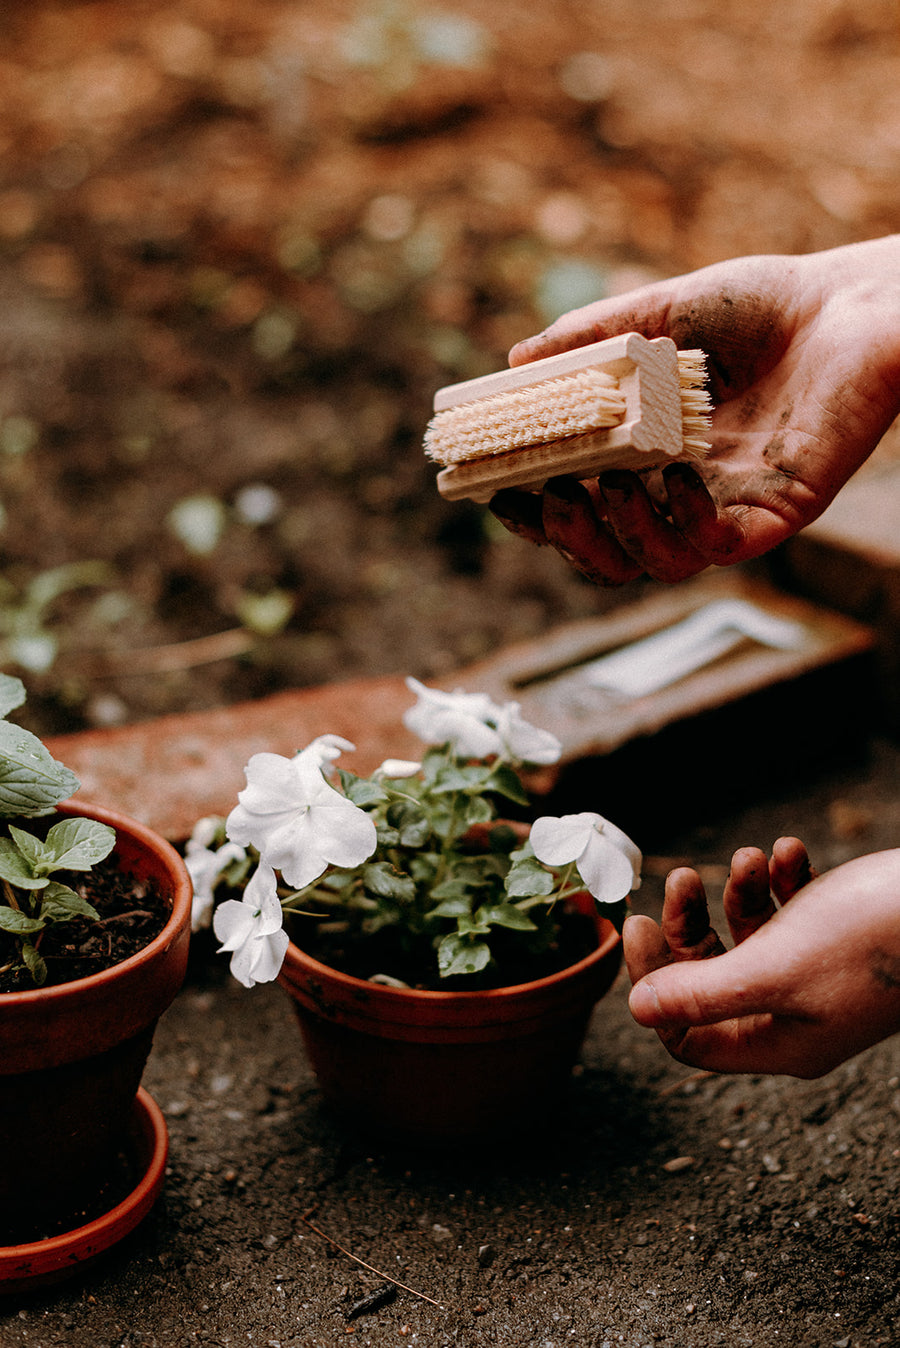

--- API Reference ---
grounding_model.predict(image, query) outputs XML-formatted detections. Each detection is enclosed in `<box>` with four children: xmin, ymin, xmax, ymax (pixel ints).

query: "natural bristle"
<box><xmin>676</xmin><ymin>348</ymin><xmax>713</xmax><ymax>458</ymax></box>
<box><xmin>424</xmin><ymin>367</ymin><xmax>627</xmax><ymax>466</ymax></box>
<box><xmin>426</xmin><ymin>337</ymin><xmax>714</xmax><ymax>501</ymax></box>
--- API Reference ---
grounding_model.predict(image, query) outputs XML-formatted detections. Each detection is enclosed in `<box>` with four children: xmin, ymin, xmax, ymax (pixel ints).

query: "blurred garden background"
<box><xmin>2</xmin><ymin>0</ymin><xmax>900</xmax><ymax>737</ymax></box>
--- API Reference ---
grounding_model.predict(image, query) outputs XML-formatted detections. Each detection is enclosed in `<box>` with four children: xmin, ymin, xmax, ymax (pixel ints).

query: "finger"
<box><xmin>489</xmin><ymin>489</ymin><xmax>548</xmax><ymax>546</ymax></box>
<box><xmin>622</xmin><ymin>913</ymin><xmax>673</xmax><ymax>986</ymax></box>
<box><xmin>597</xmin><ymin>471</ymin><xmax>708</xmax><ymax>582</ymax></box>
<box><xmin>769</xmin><ymin>836</ymin><xmax>815</xmax><ymax>903</ymax></box>
<box><xmin>542</xmin><ymin>477</ymin><xmax>643</xmax><ymax>586</ymax></box>
<box><xmin>661</xmin><ymin>867</ymin><xmax>726</xmax><ymax>960</ymax></box>
<box><xmin>723</xmin><ymin>846</ymin><xmax>777</xmax><ymax>944</ymax></box>
<box><xmin>662</xmin><ymin>462</ymin><xmax>747</xmax><ymax>563</ymax></box>
<box><xmin>649</xmin><ymin>1013</ymin><xmax>830</xmax><ymax>1078</ymax></box>
<box><xmin>627</xmin><ymin>936</ymin><xmax>782</xmax><ymax>1030</ymax></box>
<box><xmin>508</xmin><ymin>286</ymin><xmax>676</xmax><ymax>366</ymax></box>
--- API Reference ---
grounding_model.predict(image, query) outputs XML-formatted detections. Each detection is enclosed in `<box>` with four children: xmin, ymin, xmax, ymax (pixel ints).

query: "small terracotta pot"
<box><xmin>0</xmin><ymin>1089</ymin><xmax>169</xmax><ymax>1297</ymax></box>
<box><xmin>278</xmin><ymin>891</ymin><xmax>622</xmax><ymax>1144</ymax></box>
<box><xmin>0</xmin><ymin>802</ymin><xmax>192</xmax><ymax>1240</ymax></box>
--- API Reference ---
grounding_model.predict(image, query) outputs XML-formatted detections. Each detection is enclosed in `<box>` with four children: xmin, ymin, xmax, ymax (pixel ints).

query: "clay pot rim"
<box><xmin>282</xmin><ymin>897</ymin><xmax>622</xmax><ymax>1005</ymax></box>
<box><xmin>0</xmin><ymin>799</ymin><xmax>192</xmax><ymax>1007</ymax></box>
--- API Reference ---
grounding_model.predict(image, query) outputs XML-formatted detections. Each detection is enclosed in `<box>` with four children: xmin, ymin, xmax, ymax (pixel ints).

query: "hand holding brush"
<box><xmin>474</xmin><ymin>237</ymin><xmax>900</xmax><ymax>585</ymax></box>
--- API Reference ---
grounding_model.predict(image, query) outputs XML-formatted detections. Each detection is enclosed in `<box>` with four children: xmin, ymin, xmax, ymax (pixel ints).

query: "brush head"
<box><xmin>425</xmin><ymin>333</ymin><xmax>711</xmax><ymax>503</ymax></box>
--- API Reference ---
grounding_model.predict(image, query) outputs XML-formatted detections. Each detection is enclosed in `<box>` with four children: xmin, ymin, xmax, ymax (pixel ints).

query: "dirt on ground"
<box><xmin>2</xmin><ymin>4</ymin><xmax>900</xmax><ymax>1346</ymax></box>
<box><xmin>2</xmin><ymin>0</ymin><xmax>900</xmax><ymax>739</ymax></box>
<box><xmin>4</xmin><ymin>737</ymin><xmax>900</xmax><ymax>1347</ymax></box>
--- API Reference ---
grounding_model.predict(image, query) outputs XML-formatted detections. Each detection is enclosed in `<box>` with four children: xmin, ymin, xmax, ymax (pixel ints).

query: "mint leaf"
<box><xmin>0</xmin><ymin>907</ymin><xmax>44</xmax><ymax>934</ymax></box>
<box><xmin>0</xmin><ymin>674</ymin><xmax>26</xmax><ymax>719</ymax></box>
<box><xmin>21</xmin><ymin>939</ymin><xmax>48</xmax><ymax>986</ymax></box>
<box><xmin>40</xmin><ymin>882</ymin><xmax>101</xmax><ymax>923</ymax></box>
<box><xmin>41</xmin><ymin>818</ymin><xmax>116</xmax><ymax>873</ymax></box>
<box><xmin>0</xmin><ymin>837</ymin><xmax>47</xmax><ymax>889</ymax></box>
<box><xmin>0</xmin><ymin>721</ymin><xmax>80</xmax><ymax>817</ymax></box>
<box><xmin>7</xmin><ymin>825</ymin><xmax>52</xmax><ymax>873</ymax></box>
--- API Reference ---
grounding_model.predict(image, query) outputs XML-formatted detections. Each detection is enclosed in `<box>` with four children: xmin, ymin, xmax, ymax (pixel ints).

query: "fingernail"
<box><xmin>664</xmin><ymin>462</ymin><xmax>703</xmax><ymax>491</ymax></box>
<box><xmin>598</xmin><ymin>472</ymin><xmax>633</xmax><ymax>504</ymax></box>
<box><xmin>544</xmin><ymin>475</ymin><xmax>584</xmax><ymax>503</ymax></box>
<box><xmin>628</xmin><ymin>978</ymin><xmax>661</xmax><ymax>1023</ymax></box>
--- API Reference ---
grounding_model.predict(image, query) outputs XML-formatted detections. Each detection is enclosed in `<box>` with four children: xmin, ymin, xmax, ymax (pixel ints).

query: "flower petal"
<box><xmin>495</xmin><ymin>702</ymin><xmax>562</xmax><ymax>765</ymax></box>
<box><xmin>307</xmin><ymin>800</ymin><xmax>378</xmax><ymax>870</ymax></box>
<box><xmin>530</xmin><ymin>813</ymin><xmax>599</xmax><ymax>867</ymax></box>
<box><xmin>375</xmin><ymin>758</ymin><xmax>422</xmax><ymax>779</ymax></box>
<box><xmin>576</xmin><ymin>828</ymin><xmax>639</xmax><ymax>903</ymax></box>
<box><xmin>594</xmin><ymin>817</ymin><xmax>642</xmax><ymax>889</ymax></box>
<box><xmin>213</xmin><ymin>898</ymin><xmax>256</xmax><ymax>951</ymax></box>
<box><xmin>243</xmin><ymin>863</ymin><xmax>283</xmax><ymax>934</ymax></box>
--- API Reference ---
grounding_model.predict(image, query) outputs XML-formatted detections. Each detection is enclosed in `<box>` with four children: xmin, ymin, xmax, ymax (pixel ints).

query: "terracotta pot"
<box><xmin>278</xmin><ymin>891</ymin><xmax>622</xmax><ymax>1144</ymax></box>
<box><xmin>0</xmin><ymin>1088</ymin><xmax>169</xmax><ymax>1297</ymax></box>
<box><xmin>0</xmin><ymin>802</ymin><xmax>192</xmax><ymax>1240</ymax></box>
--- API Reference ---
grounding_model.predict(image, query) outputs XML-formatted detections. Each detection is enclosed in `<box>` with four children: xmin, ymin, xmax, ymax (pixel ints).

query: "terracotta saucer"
<box><xmin>0</xmin><ymin>1088</ymin><xmax>168</xmax><ymax>1297</ymax></box>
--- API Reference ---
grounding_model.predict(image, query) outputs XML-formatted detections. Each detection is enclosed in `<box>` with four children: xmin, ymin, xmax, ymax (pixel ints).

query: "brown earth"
<box><xmin>2</xmin><ymin>8</ymin><xmax>900</xmax><ymax>1345</ymax></box>
<box><xmin>2</xmin><ymin>0</ymin><xmax>900</xmax><ymax>740</ymax></box>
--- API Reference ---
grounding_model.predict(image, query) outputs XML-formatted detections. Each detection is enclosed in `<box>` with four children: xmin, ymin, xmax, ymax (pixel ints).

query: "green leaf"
<box><xmin>0</xmin><ymin>674</ymin><xmax>26</xmax><ymax>719</ymax></box>
<box><xmin>432</xmin><ymin>763</ymin><xmax>493</xmax><ymax>795</ymax></box>
<box><xmin>456</xmin><ymin>915</ymin><xmax>491</xmax><ymax>937</ymax></box>
<box><xmin>21</xmin><ymin>939</ymin><xmax>47</xmax><ymax>986</ymax></box>
<box><xmin>39</xmin><ymin>882</ymin><xmax>101</xmax><ymax>922</ymax></box>
<box><xmin>338</xmin><ymin>771</ymin><xmax>386</xmax><ymax>808</ymax></box>
<box><xmin>41</xmin><ymin>818</ymin><xmax>116</xmax><ymax>873</ymax></box>
<box><xmin>475</xmin><ymin>901</ymin><xmax>538</xmax><ymax>932</ymax></box>
<box><xmin>0</xmin><ymin>906</ymin><xmax>44</xmax><ymax>934</ymax></box>
<box><xmin>0</xmin><ymin>721</ymin><xmax>80</xmax><ymax>817</ymax></box>
<box><xmin>505</xmin><ymin>856</ymin><xmax>556</xmax><ymax>898</ymax></box>
<box><xmin>486</xmin><ymin>763</ymin><xmax>530</xmax><ymax>806</ymax></box>
<box><xmin>386</xmin><ymin>800</ymin><xmax>431</xmax><ymax>848</ymax></box>
<box><xmin>361</xmin><ymin>862</ymin><xmax>417</xmax><ymax>903</ymax></box>
<box><xmin>460</xmin><ymin>795</ymin><xmax>494</xmax><ymax>829</ymax></box>
<box><xmin>428</xmin><ymin>895</ymin><xmax>472</xmax><ymax>919</ymax></box>
<box><xmin>437</xmin><ymin>931</ymin><xmax>492</xmax><ymax>977</ymax></box>
<box><xmin>7</xmin><ymin>825</ymin><xmax>53</xmax><ymax>872</ymax></box>
<box><xmin>0</xmin><ymin>837</ymin><xmax>47</xmax><ymax>889</ymax></box>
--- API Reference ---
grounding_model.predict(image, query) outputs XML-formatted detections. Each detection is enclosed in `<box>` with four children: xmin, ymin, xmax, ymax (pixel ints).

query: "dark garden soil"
<box><xmin>292</xmin><ymin>895</ymin><xmax>604</xmax><ymax>991</ymax></box>
<box><xmin>0</xmin><ymin>845</ymin><xmax>169</xmax><ymax>991</ymax></box>
<box><xmin>2</xmin><ymin>0</ymin><xmax>900</xmax><ymax>746</ymax></box>
<box><xmin>2</xmin><ymin>5</ymin><xmax>900</xmax><ymax>1343</ymax></box>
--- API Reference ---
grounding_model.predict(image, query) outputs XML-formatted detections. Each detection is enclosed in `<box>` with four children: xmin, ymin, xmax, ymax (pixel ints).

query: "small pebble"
<box><xmin>662</xmin><ymin>1155</ymin><xmax>696</xmax><ymax>1173</ymax></box>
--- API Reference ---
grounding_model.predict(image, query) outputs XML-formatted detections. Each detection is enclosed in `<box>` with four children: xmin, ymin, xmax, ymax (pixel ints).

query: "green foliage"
<box><xmin>0</xmin><ymin>675</ymin><xmax>117</xmax><ymax>986</ymax></box>
<box><xmin>271</xmin><ymin>745</ymin><xmax>591</xmax><ymax>988</ymax></box>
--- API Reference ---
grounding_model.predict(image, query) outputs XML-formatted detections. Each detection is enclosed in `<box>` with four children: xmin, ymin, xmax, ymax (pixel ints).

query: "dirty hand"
<box><xmin>623</xmin><ymin>840</ymin><xmax>900</xmax><ymax>1077</ymax></box>
<box><xmin>491</xmin><ymin>236</ymin><xmax>900</xmax><ymax>585</ymax></box>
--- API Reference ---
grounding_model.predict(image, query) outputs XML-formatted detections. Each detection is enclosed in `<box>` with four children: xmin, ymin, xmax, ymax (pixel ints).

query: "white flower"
<box><xmin>296</xmin><ymin>733</ymin><xmax>356</xmax><ymax>776</ymax></box>
<box><xmin>213</xmin><ymin>863</ymin><xmax>289</xmax><ymax>988</ymax></box>
<box><xmin>494</xmin><ymin>701</ymin><xmax>562</xmax><ymax>765</ymax></box>
<box><xmin>374</xmin><ymin>758</ymin><xmax>422</xmax><ymax>779</ymax></box>
<box><xmin>226</xmin><ymin>749</ymin><xmax>377</xmax><ymax>889</ymax></box>
<box><xmin>185</xmin><ymin>833</ymin><xmax>247</xmax><ymax>932</ymax></box>
<box><xmin>530</xmin><ymin>812</ymin><xmax>642</xmax><ymax>904</ymax></box>
<box><xmin>403</xmin><ymin>677</ymin><xmax>504</xmax><ymax>757</ymax></box>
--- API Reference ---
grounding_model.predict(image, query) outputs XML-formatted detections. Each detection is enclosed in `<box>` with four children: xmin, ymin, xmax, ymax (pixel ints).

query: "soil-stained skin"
<box><xmin>665</xmin><ymin>286</ymin><xmax>788</xmax><ymax>404</ymax></box>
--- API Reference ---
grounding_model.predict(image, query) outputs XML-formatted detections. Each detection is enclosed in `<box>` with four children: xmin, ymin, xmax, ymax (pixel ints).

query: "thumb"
<box><xmin>628</xmin><ymin>937</ymin><xmax>781</xmax><ymax>1028</ymax></box>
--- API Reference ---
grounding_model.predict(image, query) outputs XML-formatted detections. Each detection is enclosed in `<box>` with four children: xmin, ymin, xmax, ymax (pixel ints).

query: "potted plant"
<box><xmin>0</xmin><ymin>673</ymin><xmax>192</xmax><ymax>1294</ymax></box>
<box><xmin>189</xmin><ymin>678</ymin><xmax>640</xmax><ymax>1144</ymax></box>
